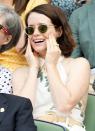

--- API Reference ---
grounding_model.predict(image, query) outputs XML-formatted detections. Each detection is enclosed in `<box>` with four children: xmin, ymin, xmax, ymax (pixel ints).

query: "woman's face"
<box><xmin>0</xmin><ymin>17</ymin><xmax>10</xmax><ymax>46</ymax></box>
<box><xmin>26</xmin><ymin>12</ymin><xmax>59</xmax><ymax>55</ymax></box>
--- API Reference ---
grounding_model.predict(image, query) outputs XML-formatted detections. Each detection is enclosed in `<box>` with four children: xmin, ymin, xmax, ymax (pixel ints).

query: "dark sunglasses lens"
<box><xmin>25</xmin><ymin>27</ymin><xmax>34</xmax><ymax>35</ymax></box>
<box><xmin>0</xmin><ymin>24</ymin><xmax>3</xmax><ymax>30</ymax></box>
<box><xmin>39</xmin><ymin>25</ymin><xmax>47</xmax><ymax>33</ymax></box>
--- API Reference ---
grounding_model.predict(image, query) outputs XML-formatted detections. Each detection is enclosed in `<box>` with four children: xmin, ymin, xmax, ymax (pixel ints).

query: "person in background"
<box><xmin>13</xmin><ymin>4</ymin><xmax>90</xmax><ymax>131</ymax></box>
<box><xmin>69</xmin><ymin>0</ymin><xmax>95</xmax><ymax>94</ymax></box>
<box><xmin>51</xmin><ymin>0</ymin><xmax>87</xmax><ymax>19</ymax></box>
<box><xmin>0</xmin><ymin>4</ymin><xmax>21</xmax><ymax>94</ymax></box>
<box><xmin>0</xmin><ymin>0</ymin><xmax>29</xmax><ymax>71</ymax></box>
<box><xmin>0</xmin><ymin>93</ymin><xmax>37</xmax><ymax>131</ymax></box>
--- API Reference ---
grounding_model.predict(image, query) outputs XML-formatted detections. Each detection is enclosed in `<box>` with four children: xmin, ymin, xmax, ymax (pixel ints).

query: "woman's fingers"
<box><xmin>47</xmin><ymin>34</ymin><xmax>61</xmax><ymax>53</ymax></box>
<box><xmin>25</xmin><ymin>38</ymin><xmax>33</xmax><ymax>56</ymax></box>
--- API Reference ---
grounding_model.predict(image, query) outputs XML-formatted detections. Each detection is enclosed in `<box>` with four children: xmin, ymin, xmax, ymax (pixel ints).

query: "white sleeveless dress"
<box><xmin>33</xmin><ymin>57</ymin><xmax>87</xmax><ymax>131</ymax></box>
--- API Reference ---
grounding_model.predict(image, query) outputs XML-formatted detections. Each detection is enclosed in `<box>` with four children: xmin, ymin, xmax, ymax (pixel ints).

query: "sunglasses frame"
<box><xmin>25</xmin><ymin>24</ymin><xmax>55</xmax><ymax>36</ymax></box>
<box><xmin>0</xmin><ymin>24</ymin><xmax>10</xmax><ymax>35</ymax></box>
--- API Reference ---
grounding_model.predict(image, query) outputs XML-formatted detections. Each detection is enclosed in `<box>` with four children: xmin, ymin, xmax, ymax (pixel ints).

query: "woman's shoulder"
<box><xmin>12</xmin><ymin>66</ymin><xmax>29</xmax><ymax>86</ymax></box>
<box><xmin>62</xmin><ymin>56</ymin><xmax>89</xmax><ymax>66</ymax></box>
<box><xmin>70</xmin><ymin>57</ymin><xmax>90</xmax><ymax>71</ymax></box>
<box><xmin>72</xmin><ymin>57</ymin><xmax>90</xmax><ymax>65</ymax></box>
<box><xmin>15</xmin><ymin>66</ymin><xmax>29</xmax><ymax>71</ymax></box>
<box><xmin>63</xmin><ymin>57</ymin><xmax>90</xmax><ymax>72</ymax></box>
<box><xmin>13</xmin><ymin>66</ymin><xmax>29</xmax><ymax>77</ymax></box>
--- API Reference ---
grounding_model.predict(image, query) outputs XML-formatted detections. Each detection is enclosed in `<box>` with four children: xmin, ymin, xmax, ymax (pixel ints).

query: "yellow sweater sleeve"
<box><xmin>0</xmin><ymin>48</ymin><xmax>28</xmax><ymax>71</ymax></box>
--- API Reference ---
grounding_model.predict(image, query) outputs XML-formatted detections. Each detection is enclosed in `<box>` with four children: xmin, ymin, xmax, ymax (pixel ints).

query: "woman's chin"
<box><xmin>34</xmin><ymin>48</ymin><xmax>46</xmax><ymax>57</ymax></box>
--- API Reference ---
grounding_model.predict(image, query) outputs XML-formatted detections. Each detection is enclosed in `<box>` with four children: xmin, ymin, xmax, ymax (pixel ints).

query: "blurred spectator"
<box><xmin>51</xmin><ymin>0</ymin><xmax>87</xmax><ymax>19</ymax></box>
<box><xmin>0</xmin><ymin>4</ymin><xmax>21</xmax><ymax>93</ymax></box>
<box><xmin>69</xmin><ymin>0</ymin><xmax>95</xmax><ymax>94</ymax></box>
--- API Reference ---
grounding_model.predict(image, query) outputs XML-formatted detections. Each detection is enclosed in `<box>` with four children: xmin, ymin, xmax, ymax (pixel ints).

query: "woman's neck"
<box><xmin>38</xmin><ymin>50</ymin><xmax>46</xmax><ymax>59</ymax></box>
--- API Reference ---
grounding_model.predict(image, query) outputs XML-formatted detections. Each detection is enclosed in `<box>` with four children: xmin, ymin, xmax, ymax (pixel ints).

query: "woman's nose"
<box><xmin>33</xmin><ymin>27</ymin><xmax>40</xmax><ymax>35</ymax></box>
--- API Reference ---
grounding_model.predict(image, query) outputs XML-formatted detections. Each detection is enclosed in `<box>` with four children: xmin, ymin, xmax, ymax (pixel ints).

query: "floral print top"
<box><xmin>0</xmin><ymin>65</ymin><xmax>13</xmax><ymax>94</ymax></box>
<box><xmin>51</xmin><ymin>0</ymin><xmax>82</xmax><ymax>19</ymax></box>
<box><xmin>33</xmin><ymin>57</ymin><xmax>88</xmax><ymax>127</ymax></box>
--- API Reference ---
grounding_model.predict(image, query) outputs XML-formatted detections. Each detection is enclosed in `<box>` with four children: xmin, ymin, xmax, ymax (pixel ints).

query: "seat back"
<box><xmin>34</xmin><ymin>119</ymin><xmax>69</xmax><ymax>131</ymax></box>
<box><xmin>35</xmin><ymin>94</ymin><xmax>95</xmax><ymax>131</ymax></box>
<box><xmin>84</xmin><ymin>94</ymin><xmax>95</xmax><ymax>131</ymax></box>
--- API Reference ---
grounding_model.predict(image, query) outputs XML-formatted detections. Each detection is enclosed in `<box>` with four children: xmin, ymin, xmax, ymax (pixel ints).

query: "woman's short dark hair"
<box><xmin>0</xmin><ymin>4</ymin><xmax>21</xmax><ymax>53</ymax></box>
<box><xmin>24</xmin><ymin>4</ymin><xmax>76</xmax><ymax>57</ymax></box>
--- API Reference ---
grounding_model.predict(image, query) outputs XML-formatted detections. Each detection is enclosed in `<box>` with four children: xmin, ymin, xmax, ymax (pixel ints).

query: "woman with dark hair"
<box><xmin>13</xmin><ymin>4</ymin><xmax>90</xmax><ymax>131</ymax></box>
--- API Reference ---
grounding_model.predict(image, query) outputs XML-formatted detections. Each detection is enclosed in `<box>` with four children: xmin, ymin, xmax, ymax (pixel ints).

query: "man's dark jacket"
<box><xmin>0</xmin><ymin>93</ymin><xmax>37</xmax><ymax>131</ymax></box>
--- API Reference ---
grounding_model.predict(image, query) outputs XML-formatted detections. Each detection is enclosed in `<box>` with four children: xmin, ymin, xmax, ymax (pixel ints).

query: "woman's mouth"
<box><xmin>33</xmin><ymin>39</ymin><xmax>45</xmax><ymax>45</ymax></box>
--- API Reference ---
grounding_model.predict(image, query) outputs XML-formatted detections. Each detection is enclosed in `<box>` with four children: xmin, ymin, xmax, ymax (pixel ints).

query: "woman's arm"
<box><xmin>45</xmin><ymin>34</ymin><xmax>90</xmax><ymax>113</ymax></box>
<box><xmin>46</xmin><ymin>58</ymin><xmax>90</xmax><ymax>113</ymax></box>
<box><xmin>12</xmin><ymin>67</ymin><xmax>38</xmax><ymax>107</ymax></box>
<box><xmin>13</xmin><ymin>39</ymin><xmax>39</xmax><ymax>106</ymax></box>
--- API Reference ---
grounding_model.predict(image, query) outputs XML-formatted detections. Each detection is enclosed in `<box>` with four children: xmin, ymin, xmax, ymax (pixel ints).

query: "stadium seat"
<box><xmin>35</xmin><ymin>94</ymin><xmax>95</xmax><ymax>131</ymax></box>
<box><xmin>84</xmin><ymin>94</ymin><xmax>95</xmax><ymax>131</ymax></box>
<box><xmin>34</xmin><ymin>119</ymin><xmax>69</xmax><ymax>131</ymax></box>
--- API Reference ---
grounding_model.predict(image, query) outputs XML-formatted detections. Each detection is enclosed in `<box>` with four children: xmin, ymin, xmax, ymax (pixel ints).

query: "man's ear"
<box><xmin>56</xmin><ymin>26</ymin><xmax>63</xmax><ymax>38</ymax></box>
<box><xmin>3</xmin><ymin>35</ymin><xmax>12</xmax><ymax>45</ymax></box>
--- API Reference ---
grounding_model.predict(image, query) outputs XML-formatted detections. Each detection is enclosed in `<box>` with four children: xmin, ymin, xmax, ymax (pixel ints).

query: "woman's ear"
<box><xmin>3</xmin><ymin>35</ymin><xmax>12</xmax><ymax>45</ymax></box>
<box><xmin>56</xmin><ymin>26</ymin><xmax>63</xmax><ymax>38</ymax></box>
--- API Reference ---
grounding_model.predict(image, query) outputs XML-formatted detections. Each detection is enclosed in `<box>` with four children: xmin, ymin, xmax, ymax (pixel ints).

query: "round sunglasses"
<box><xmin>0</xmin><ymin>24</ymin><xmax>10</xmax><ymax>35</ymax></box>
<box><xmin>25</xmin><ymin>24</ymin><xmax>54</xmax><ymax>35</ymax></box>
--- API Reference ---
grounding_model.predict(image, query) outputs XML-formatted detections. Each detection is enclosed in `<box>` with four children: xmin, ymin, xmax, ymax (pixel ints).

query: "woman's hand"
<box><xmin>16</xmin><ymin>30</ymin><xmax>25</xmax><ymax>52</ymax></box>
<box><xmin>45</xmin><ymin>34</ymin><xmax>61</xmax><ymax>66</ymax></box>
<box><xmin>25</xmin><ymin>38</ymin><xmax>40</xmax><ymax>69</ymax></box>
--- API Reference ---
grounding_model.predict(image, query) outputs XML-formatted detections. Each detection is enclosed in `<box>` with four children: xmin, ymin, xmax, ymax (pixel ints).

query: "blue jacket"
<box><xmin>0</xmin><ymin>93</ymin><xmax>37</xmax><ymax>131</ymax></box>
